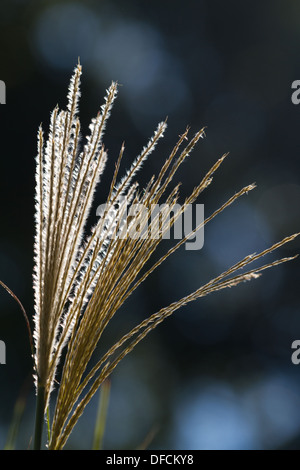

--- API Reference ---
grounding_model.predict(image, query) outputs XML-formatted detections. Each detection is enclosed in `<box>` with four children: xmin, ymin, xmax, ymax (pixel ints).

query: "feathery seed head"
<box><xmin>31</xmin><ymin>64</ymin><xmax>298</xmax><ymax>449</ymax></box>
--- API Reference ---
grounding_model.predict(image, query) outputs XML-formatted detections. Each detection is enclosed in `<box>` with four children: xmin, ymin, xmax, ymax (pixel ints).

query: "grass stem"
<box><xmin>92</xmin><ymin>379</ymin><xmax>111</xmax><ymax>450</ymax></box>
<box><xmin>34</xmin><ymin>383</ymin><xmax>45</xmax><ymax>450</ymax></box>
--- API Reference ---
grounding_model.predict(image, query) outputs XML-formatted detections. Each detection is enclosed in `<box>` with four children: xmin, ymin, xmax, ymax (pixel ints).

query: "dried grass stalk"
<box><xmin>30</xmin><ymin>63</ymin><xmax>298</xmax><ymax>449</ymax></box>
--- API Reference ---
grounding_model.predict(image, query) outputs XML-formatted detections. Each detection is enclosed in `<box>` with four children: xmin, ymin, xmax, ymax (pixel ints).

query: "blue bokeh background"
<box><xmin>0</xmin><ymin>0</ymin><xmax>300</xmax><ymax>450</ymax></box>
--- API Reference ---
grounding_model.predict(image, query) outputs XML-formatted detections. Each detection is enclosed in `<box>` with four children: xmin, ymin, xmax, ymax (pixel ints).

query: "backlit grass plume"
<box><xmin>31</xmin><ymin>63</ymin><xmax>299</xmax><ymax>449</ymax></box>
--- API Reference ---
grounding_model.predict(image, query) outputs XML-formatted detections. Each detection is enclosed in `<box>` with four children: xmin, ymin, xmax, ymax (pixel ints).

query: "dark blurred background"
<box><xmin>1</xmin><ymin>0</ymin><xmax>300</xmax><ymax>450</ymax></box>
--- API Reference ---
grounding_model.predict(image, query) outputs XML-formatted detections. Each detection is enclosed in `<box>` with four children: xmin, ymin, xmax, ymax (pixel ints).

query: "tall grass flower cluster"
<box><xmin>2</xmin><ymin>63</ymin><xmax>298</xmax><ymax>449</ymax></box>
